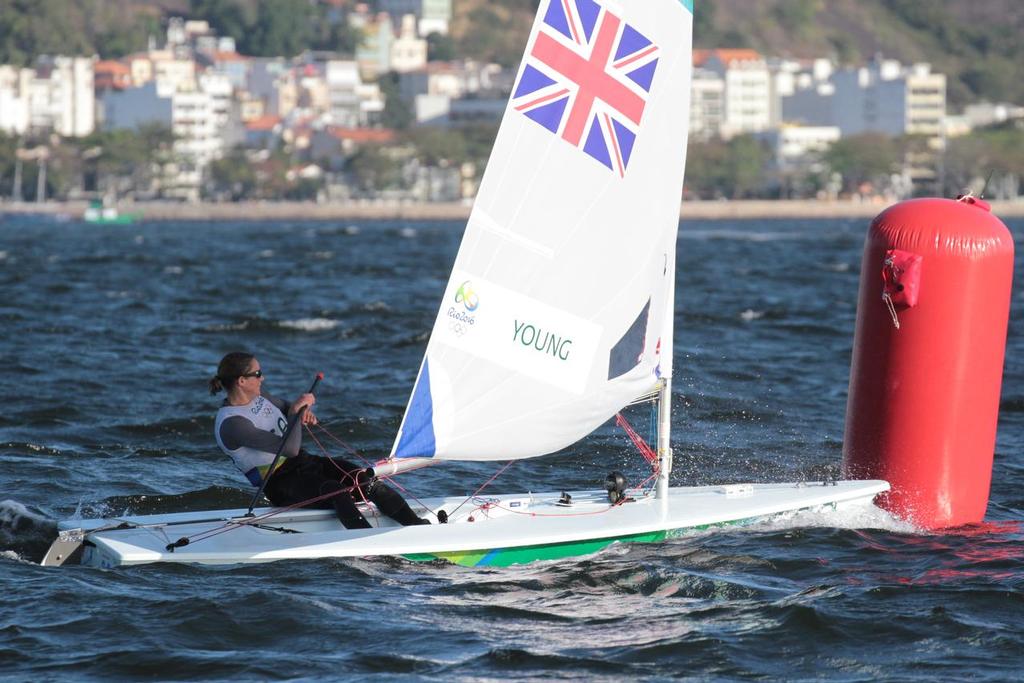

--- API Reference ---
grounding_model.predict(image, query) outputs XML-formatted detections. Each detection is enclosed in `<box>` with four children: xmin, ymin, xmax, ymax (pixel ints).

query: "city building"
<box><xmin>783</xmin><ymin>57</ymin><xmax>946</xmax><ymax>141</ymax></box>
<box><xmin>379</xmin><ymin>0</ymin><xmax>452</xmax><ymax>36</ymax></box>
<box><xmin>325</xmin><ymin>61</ymin><xmax>384</xmax><ymax>127</ymax></box>
<box><xmin>690</xmin><ymin>68</ymin><xmax>725</xmax><ymax>140</ymax></box>
<box><xmin>756</xmin><ymin>124</ymin><xmax>840</xmax><ymax>171</ymax></box>
<box><xmin>695</xmin><ymin>49</ymin><xmax>771</xmax><ymax>138</ymax></box>
<box><xmin>0</xmin><ymin>56</ymin><xmax>95</xmax><ymax>137</ymax></box>
<box><xmin>352</xmin><ymin>11</ymin><xmax>394</xmax><ymax>79</ymax></box>
<box><xmin>390</xmin><ymin>15</ymin><xmax>428</xmax><ymax>73</ymax></box>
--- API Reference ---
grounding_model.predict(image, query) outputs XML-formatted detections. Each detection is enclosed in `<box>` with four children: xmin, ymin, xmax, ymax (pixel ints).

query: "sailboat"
<box><xmin>42</xmin><ymin>0</ymin><xmax>887</xmax><ymax>568</ymax></box>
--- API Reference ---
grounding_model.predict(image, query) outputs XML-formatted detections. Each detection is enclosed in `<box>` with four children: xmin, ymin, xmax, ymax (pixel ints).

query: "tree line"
<box><xmin>3</xmin><ymin>123</ymin><xmax>1020</xmax><ymax>203</ymax></box>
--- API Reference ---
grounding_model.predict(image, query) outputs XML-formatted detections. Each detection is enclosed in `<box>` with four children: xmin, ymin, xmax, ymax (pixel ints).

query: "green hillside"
<box><xmin>450</xmin><ymin>0</ymin><xmax>1024</xmax><ymax>106</ymax></box>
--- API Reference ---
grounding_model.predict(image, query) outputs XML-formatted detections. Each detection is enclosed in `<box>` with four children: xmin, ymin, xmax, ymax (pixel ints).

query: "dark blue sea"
<box><xmin>1</xmin><ymin>212</ymin><xmax>1021</xmax><ymax>681</ymax></box>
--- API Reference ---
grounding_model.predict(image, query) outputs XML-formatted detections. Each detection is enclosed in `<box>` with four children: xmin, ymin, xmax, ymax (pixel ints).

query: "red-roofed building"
<box><xmin>244</xmin><ymin>115</ymin><xmax>283</xmax><ymax>147</ymax></box>
<box><xmin>308</xmin><ymin>126</ymin><xmax>399</xmax><ymax>168</ymax></box>
<box><xmin>697</xmin><ymin>48</ymin><xmax>771</xmax><ymax>137</ymax></box>
<box><xmin>94</xmin><ymin>60</ymin><xmax>132</xmax><ymax>91</ymax></box>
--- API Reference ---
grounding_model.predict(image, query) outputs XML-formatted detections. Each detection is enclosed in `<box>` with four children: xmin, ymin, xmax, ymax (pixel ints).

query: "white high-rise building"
<box><xmin>0</xmin><ymin>66</ymin><xmax>31</xmax><ymax>135</ymax></box>
<box><xmin>0</xmin><ymin>56</ymin><xmax>94</xmax><ymax>137</ymax></box>
<box><xmin>690</xmin><ymin>68</ymin><xmax>724</xmax><ymax>140</ymax></box>
<box><xmin>695</xmin><ymin>49</ymin><xmax>771</xmax><ymax>138</ymax></box>
<box><xmin>783</xmin><ymin>57</ymin><xmax>946</xmax><ymax>141</ymax></box>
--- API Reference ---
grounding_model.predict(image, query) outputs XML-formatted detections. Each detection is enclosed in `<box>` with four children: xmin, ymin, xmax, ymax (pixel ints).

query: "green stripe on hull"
<box><xmin>401</xmin><ymin>513</ymin><xmax>784</xmax><ymax>567</ymax></box>
<box><xmin>401</xmin><ymin>499</ymin><xmax>846</xmax><ymax>568</ymax></box>
<box><xmin>404</xmin><ymin>530</ymin><xmax>668</xmax><ymax>567</ymax></box>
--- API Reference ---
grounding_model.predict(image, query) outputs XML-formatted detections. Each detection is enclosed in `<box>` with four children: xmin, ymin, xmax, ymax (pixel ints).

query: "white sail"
<box><xmin>391</xmin><ymin>0</ymin><xmax>693</xmax><ymax>462</ymax></box>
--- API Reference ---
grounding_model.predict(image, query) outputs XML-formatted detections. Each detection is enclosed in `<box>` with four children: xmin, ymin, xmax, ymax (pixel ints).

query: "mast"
<box><xmin>656</xmin><ymin>223</ymin><xmax>679</xmax><ymax>510</ymax></box>
<box><xmin>656</xmin><ymin>377</ymin><xmax>672</xmax><ymax>509</ymax></box>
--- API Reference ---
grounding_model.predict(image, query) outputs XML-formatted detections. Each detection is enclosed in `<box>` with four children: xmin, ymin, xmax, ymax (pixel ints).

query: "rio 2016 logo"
<box><xmin>448</xmin><ymin>280</ymin><xmax>479</xmax><ymax>337</ymax></box>
<box><xmin>455</xmin><ymin>281</ymin><xmax>479</xmax><ymax>311</ymax></box>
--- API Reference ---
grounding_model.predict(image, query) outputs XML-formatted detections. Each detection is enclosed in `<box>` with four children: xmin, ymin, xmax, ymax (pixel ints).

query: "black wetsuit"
<box><xmin>217</xmin><ymin>394</ymin><xmax>426</xmax><ymax>529</ymax></box>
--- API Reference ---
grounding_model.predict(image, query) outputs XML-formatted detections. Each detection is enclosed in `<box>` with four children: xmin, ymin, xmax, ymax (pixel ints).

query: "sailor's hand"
<box><xmin>290</xmin><ymin>393</ymin><xmax>318</xmax><ymax>425</ymax></box>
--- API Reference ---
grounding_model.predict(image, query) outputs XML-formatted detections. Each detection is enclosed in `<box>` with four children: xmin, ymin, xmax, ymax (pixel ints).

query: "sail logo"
<box><xmin>511</xmin><ymin>0</ymin><xmax>659</xmax><ymax>177</ymax></box>
<box><xmin>455</xmin><ymin>281</ymin><xmax>479</xmax><ymax>312</ymax></box>
<box><xmin>447</xmin><ymin>280</ymin><xmax>479</xmax><ymax>337</ymax></box>
<box><xmin>437</xmin><ymin>271</ymin><xmax>601</xmax><ymax>394</ymax></box>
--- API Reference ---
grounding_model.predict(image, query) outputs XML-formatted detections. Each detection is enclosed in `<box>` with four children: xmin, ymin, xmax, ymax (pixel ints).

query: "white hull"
<box><xmin>43</xmin><ymin>480</ymin><xmax>889</xmax><ymax>568</ymax></box>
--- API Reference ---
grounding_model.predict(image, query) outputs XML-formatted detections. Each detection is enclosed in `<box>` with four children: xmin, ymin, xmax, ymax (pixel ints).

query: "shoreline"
<box><xmin>4</xmin><ymin>198</ymin><xmax>1024</xmax><ymax>221</ymax></box>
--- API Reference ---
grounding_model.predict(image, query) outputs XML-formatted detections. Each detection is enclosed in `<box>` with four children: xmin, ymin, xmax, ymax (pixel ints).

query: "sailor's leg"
<box><xmin>365</xmin><ymin>479</ymin><xmax>430</xmax><ymax>526</ymax></box>
<box><xmin>319</xmin><ymin>479</ymin><xmax>372</xmax><ymax>529</ymax></box>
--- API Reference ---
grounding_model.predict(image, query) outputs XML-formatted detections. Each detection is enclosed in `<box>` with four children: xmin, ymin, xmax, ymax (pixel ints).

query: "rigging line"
<box><xmin>616</xmin><ymin>412</ymin><xmax>658</xmax><ymax>465</ymax></box>
<box><xmin>447</xmin><ymin>460</ymin><xmax>516</xmax><ymax>518</ymax></box>
<box><xmin>166</xmin><ymin>486</ymin><xmax>357</xmax><ymax>550</ymax></box>
<box><xmin>310</xmin><ymin>421</ymin><xmax>439</xmax><ymax>519</ymax></box>
<box><xmin>483</xmin><ymin>495</ymin><xmax>651</xmax><ymax>519</ymax></box>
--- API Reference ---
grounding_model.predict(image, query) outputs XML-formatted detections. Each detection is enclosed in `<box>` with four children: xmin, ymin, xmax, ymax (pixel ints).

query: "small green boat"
<box><xmin>83</xmin><ymin>200</ymin><xmax>142</xmax><ymax>224</ymax></box>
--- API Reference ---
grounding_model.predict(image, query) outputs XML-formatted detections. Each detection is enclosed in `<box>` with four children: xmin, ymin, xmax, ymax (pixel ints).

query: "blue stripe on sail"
<box><xmin>394</xmin><ymin>360</ymin><xmax>436</xmax><ymax>459</ymax></box>
<box><xmin>680</xmin><ymin>0</ymin><xmax>694</xmax><ymax>13</ymax></box>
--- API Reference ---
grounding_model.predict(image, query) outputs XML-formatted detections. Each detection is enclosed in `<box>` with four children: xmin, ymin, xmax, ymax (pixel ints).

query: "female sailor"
<box><xmin>210</xmin><ymin>351</ymin><xmax>429</xmax><ymax>529</ymax></box>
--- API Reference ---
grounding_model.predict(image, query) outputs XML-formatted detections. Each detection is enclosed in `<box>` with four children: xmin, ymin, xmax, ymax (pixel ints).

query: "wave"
<box><xmin>198</xmin><ymin>316</ymin><xmax>344</xmax><ymax>334</ymax></box>
<box><xmin>680</xmin><ymin>229</ymin><xmax>849</xmax><ymax>242</ymax></box>
<box><xmin>0</xmin><ymin>500</ymin><xmax>57</xmax><ymax>564</ymax></box>
<box><xmin>88</xmin><ymin>486</ymin><xmax>256</xmax><ymax>517</ymax></box>
<box><xmin>279</xmin><ymin>317</ymin><xmax>340</xmax><ymax>331</ymax></box>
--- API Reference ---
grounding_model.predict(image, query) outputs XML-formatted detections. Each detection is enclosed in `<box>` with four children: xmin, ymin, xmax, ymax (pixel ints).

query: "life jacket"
<box><xmin>215</xmin><ymin>396</ymin><xmax>289</xmax><ymax>486</ymax></box>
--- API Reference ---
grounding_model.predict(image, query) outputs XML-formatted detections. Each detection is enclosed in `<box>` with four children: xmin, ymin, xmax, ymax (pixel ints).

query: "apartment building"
<box><xmin>0</xmin><ymin>56</ymin><xmax>95</xmax><ymax>137</ymax></box>
<box><xmin>695</xmin><ymin>49</ymin><xmax>772</xmax><ymax>138</ymax></box>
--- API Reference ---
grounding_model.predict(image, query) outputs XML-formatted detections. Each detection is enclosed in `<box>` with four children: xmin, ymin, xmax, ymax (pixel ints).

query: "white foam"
<box><xmin>280</xmin><ymin>317</ymin><xmax>340</xmax><ymax>331</ymax></box>
<box><xmin>0</xmin><ymin>250</ymin><xmax>8</xmax><ymax>261</ymax></box>
<box><xmin>753</xmin><ymin>502</ymin><xmax>918</xmax><ymax>534</ymax></box>
<box><xmin>0</xmin><ymin>499</ymin><xmax>52</xmax><ymax>544</ymax></box>
<box><xmin>1</xmin><ymin>550</ymin><xmax>27</xmax><ymax>563</ymax></box>
<box><xmin>740</xmin><ymin>309</ymin><xmax>764</xmax><ymax>321</ymax></box>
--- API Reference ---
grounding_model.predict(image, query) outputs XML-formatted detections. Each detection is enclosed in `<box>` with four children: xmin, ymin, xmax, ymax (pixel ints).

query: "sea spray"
<box><xmin>0</xmin><ymin>499</ymin><xmax>57</xmax><ymax>563</ymax></box>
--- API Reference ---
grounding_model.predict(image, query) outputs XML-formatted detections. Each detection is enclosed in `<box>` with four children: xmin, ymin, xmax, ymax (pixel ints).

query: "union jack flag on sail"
<box><xmin>512</xmin><ymin>0</ymin><xmax>660</xmax><ymax>177</ymax></box>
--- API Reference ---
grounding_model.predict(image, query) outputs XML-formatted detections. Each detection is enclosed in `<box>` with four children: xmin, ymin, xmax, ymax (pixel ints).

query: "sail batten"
<box><xmin>390</xmin><ymin>0</ymin><xmax>692</xmax><ymax>463</ymax></box>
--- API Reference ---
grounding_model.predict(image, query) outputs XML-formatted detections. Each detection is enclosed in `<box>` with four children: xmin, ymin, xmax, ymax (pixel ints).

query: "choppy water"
<box><xmin>1</xmin><ymin>214</ymin><xmax>1021</xmax><ymax>681</ymax></box>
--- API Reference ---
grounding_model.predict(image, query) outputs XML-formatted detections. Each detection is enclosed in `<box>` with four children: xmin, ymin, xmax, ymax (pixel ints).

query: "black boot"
<box><xmin>366</xmin><ymin>479</ymin><xmax>430</xmax><ymax>526</ymax></box>
<box><xmin>323</xmin><ymin>481</ymin><xmax>372</xmax><ymax>529</ymax></box>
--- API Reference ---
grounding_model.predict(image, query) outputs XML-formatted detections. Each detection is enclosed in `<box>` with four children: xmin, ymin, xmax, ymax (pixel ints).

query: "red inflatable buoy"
<box><xmin>843</xmin><ymin>196</ymin><xmax>1015</xmax><ymax>529</ymax></box>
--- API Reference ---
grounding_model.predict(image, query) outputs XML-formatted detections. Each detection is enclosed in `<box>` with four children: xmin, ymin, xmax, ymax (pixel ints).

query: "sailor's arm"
<box><xmin>218</xmin><ymin>415</ymin><xmax>303</xmax><ymax>458</ymax></box>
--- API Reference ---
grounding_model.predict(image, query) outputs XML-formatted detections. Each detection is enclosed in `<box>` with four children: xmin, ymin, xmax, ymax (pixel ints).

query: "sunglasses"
<box><xmin>241</xmin><ymin>369</ymin><xmax>263</xmax><ymax>379</ymax></box>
